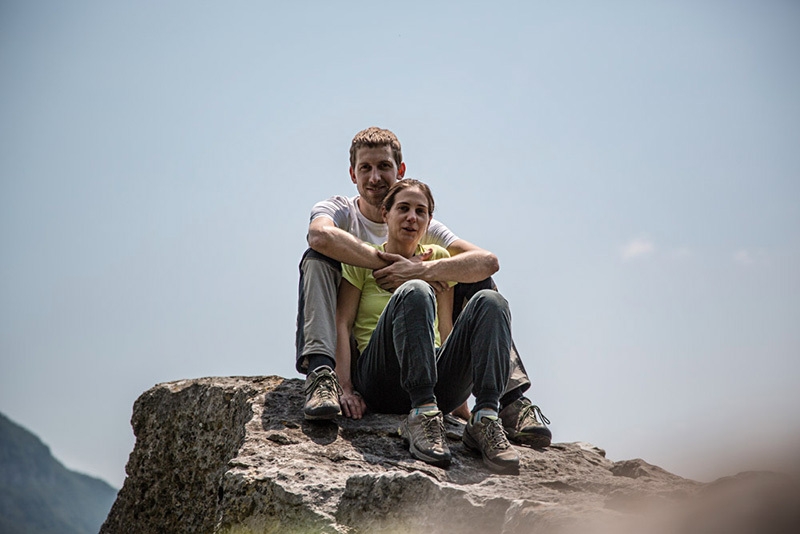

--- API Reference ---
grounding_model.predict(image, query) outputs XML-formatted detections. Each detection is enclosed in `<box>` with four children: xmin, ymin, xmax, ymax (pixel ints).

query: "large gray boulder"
<box><xmin>101</xmin><ymin>376</ymin><xmax>799</xmax><ymax>533</ymax></box>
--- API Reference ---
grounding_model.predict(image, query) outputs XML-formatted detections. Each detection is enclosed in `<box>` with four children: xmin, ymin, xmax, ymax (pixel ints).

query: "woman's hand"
<box><xmin>340</xmin><ymin>386</ymin><xmax>367</xmax><ymax>419</ymax></box>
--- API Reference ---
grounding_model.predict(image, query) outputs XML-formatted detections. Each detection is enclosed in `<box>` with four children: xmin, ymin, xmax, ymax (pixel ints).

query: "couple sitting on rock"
<box><xmin>295</xmin><ymin>127</ymin><xmax>551</xmax><ymax>474</ymax></box>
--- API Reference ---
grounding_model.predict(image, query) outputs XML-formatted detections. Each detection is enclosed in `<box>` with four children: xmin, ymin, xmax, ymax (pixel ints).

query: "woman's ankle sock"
<box><xmin>471</xmin><ymin>408</ymin><xmax>498</xmax><ymax>423</ymax></box>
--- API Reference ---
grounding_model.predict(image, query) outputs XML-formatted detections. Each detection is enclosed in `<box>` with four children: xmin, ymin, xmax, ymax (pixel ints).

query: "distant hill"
<box><xmin>0</xmin><ymin>412</ymin><xmax>118</xmax><ymax>534</ymax></box>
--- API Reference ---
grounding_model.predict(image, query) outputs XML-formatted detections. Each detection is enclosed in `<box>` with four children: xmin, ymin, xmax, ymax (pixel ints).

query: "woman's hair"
<box><xmin>381</xmin><ymin>179</ymin><xmax>435</xmax><ymax>217</ymax></box>
<box><xmin>349</xmin><ymin>126</ymin><xmax>403</xmax><ymax>168</ymax></box>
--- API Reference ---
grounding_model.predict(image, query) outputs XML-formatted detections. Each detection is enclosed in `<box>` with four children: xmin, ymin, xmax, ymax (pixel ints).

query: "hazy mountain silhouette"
<box><xmin>0</xmin><ymin>412</ymin><xmax>118</xmax><ymax>534</ymax></box>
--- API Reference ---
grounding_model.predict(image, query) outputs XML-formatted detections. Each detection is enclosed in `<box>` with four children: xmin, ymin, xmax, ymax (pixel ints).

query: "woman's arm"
<box><xmin>335</xmin><ymin>279</ymin><xmax>367</xmax><ymax>419</ymax></box>
<box><xmin>436</xmin><ymin>286</ymin><xmax>454</xmax><ymax>342</ymax></box>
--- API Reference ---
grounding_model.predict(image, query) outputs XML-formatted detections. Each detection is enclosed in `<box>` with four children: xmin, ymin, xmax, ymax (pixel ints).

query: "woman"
<box><xmin>334</xmin><ymin>179</ymin><xmax>519</xmax><ymax>473</ymax></box>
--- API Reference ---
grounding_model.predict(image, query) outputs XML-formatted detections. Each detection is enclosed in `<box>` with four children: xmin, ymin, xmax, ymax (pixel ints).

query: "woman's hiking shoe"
<box><xmin>463</xmin><ymin>415</ymin><xmax>520</xmax><ymax>474</ymax></box>
<box><xmin>399</xmin><ymin>410</ymin><xmax>451</xmax><ymax>468</ymax></box>
<box><xmin>303</xmin><ymin>366</ymin><xmax>342</xmax><ymax>420</ymax></box>
<box><xmin>499</xmin><ymin>398</ymin><xmax>552</xmax><ymax>448</ymax></box>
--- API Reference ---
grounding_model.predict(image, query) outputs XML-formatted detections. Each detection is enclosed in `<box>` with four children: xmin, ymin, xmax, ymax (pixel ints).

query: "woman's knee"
<box><xmin>396</xmin><ymin>280</ymin><xmax>435</xmax><ymax>300</ymax></box>
<box><xmin>474</xmin><ymin>289</ymin><xmax>509</xmax><ymax>312</ymax></box>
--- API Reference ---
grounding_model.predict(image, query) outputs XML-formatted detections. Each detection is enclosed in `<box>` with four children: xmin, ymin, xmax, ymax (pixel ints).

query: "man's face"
<box><xmin>350</xmin><ymin>145</ymin><xmax>406</xmax><ymax>209</ymax></box>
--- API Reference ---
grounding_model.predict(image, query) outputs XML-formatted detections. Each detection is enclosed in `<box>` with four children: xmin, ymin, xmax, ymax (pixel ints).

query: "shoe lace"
<box><xmin>483</xmin><ymin>418</ymin><xmax>511</xmax><ymax>451</ymax></box>
<box><xmin>305</xmin><ymin>371</ymin><xmax>343</xmax><ymax>398</ymax></box>
<box><xmin>420</xmin><ymin>413</ymin><xmax>445</xmax><ymax>446</ymax></box>
<box><xmin>520</xmin><ymin>403</ymin><xmax>550</xmax><ymax>426</ymax></box>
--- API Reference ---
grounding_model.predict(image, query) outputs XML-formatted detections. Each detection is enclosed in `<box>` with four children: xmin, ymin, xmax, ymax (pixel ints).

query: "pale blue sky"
<box><xmin>2</xmin><ymin>1</ymin><xmax>798</xmax><ymax>488</ymax></box>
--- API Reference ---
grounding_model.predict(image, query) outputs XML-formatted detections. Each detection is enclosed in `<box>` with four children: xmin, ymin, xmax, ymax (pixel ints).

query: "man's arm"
<box><xmin>308</xmin><ymin>216</ymin><xmax>390</xmax><ymax>270</ymax></box>
<box><xmin>373</xmin><ymin>239</ymin><xmax>499</xmax><ymax>291</ymax></box>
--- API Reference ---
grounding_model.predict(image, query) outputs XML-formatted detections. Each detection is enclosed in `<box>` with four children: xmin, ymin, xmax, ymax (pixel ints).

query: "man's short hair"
<box><xmin>349</xmin><ymin>127</ymin><xmax>403</xmax><ymax>168</ymax></box>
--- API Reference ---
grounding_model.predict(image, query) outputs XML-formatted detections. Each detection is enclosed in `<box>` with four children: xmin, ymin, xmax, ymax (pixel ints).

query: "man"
<box><xmin>295</xmin><ymin>127</ymin><xmax>551</xmax><ymax>449</ymax></box>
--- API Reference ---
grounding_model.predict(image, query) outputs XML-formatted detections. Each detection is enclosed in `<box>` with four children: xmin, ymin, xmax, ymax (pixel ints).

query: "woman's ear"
<box><xmin>381</xmin><ymin>207</ymin><xmax>388</xmax><ymax>222</ymax></box>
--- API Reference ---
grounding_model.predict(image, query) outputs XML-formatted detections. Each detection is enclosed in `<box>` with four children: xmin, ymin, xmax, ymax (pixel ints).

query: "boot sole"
<box><xmin>507</xmin><ymin>432</ymin><xmax>551</xmax><ymax>448</ymax></box>
<box><xmin>303</xmin><ymin>406</ymin><xmax>341</xmax><ymax>420</ymax></box>
<box><xmin>304</xmin><ymin>412</ymin><xmax>339</xmax><ymax>421</ymax></box>
<box><xmin>409</xmin><ymin>442</ymin><xmax>451</xmax><ymax>468</ymax></box>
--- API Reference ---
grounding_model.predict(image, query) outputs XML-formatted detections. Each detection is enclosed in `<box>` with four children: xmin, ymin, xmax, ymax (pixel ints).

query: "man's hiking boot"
<box><xmin>399</xmin><ymin>409</ymin><xmax>451</xmax><ymax>468</ymax></box>
<box><xmin>303</xmin><ymin>366</ymin><xmax>342</xmax><ymax>420</ymax></box>
<box><xmin>463</xmin><ymin>415</ymin><xmax>520</xmax><ymax>474</ymax></box>
<box><xmin>499</xmin><ymin>398</ymin><xmax>552</xmax><ymax>448</ymax></box>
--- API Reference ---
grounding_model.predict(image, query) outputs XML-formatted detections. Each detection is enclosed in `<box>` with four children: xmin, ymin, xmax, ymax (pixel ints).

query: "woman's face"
<box><xmin>383</xmin><ymin>187</ymin><xmax>431</xmax><ymax>248</ymax></box>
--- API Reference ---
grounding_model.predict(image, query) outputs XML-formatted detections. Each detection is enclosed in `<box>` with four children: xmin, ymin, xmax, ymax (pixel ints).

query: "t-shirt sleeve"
<box><xmin>342</xmin><ymin>242</ymin><xmax>379</xmax><ymax>290</ymax></box>
<box><xmin>341</xmin><ymin>262</ymin><xmax>367</xmax><ymax>291</ymax></box>
<box><xmin>310</xmin><ymin>196</ymin><xmax>350</xmax><ymax>229</ymax></box>
<box><xmin>423</xmin><ymin>219</ymin><xmax>459</xmax><ymax>249</ymax></box>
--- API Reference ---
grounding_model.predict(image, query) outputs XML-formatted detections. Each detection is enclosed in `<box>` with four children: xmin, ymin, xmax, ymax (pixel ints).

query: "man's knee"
<box><xmin>300</xmin><ymin>250</ymin><xmax>342</xmax><ymax>302</ymax></box>
<box><xmin>300</xmin><ymin>248</ymin><xmax>341</xmax><ymax>275</ymax></box>
<box><xmin>296</xmin><ymin>248</ymin><xmax>342</xmax><ymax>373</ymax></box>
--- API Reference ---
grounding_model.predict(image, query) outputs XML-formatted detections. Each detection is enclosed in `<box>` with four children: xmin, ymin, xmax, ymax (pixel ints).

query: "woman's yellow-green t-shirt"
<box><xmin>342</xmin><ymin>243</ymin><xmax>453</xmax><ymax>353</ymax></box>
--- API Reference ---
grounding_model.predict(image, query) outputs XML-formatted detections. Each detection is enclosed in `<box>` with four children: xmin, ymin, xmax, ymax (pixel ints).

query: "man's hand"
<box><xmin>374</xmin><ymin>248</ymin><xmax>434</xmax><ymax>292</ymax></box>
<box><xmin>340</xmin><ymin>385</ymin><xmax>367</xmax><ymax>419</ymax></box>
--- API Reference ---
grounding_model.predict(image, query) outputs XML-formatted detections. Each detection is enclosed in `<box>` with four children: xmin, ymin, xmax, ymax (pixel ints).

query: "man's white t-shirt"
<box><xmin>310</xmin><ymin>195</ymin><xmax>458</xmax><ymax>249</ymax></box>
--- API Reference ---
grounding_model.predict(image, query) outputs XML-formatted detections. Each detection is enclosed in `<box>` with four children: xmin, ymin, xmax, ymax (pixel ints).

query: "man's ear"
<box><xmin>398</xmin><ymin>162</ymin><xmax>406</xmax><ymax>178</ymax></box>
<box><xmin>349</xmin><ymin>167</ymin><xmax>357</xmax><ymax>184</ymax></box>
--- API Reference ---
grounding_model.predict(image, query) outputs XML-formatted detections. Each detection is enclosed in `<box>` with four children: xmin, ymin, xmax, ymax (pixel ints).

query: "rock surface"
<box><xmin>101</xmin><ymin>376</ymin><xmax>800</xmax><ymax>534</ymax></box>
